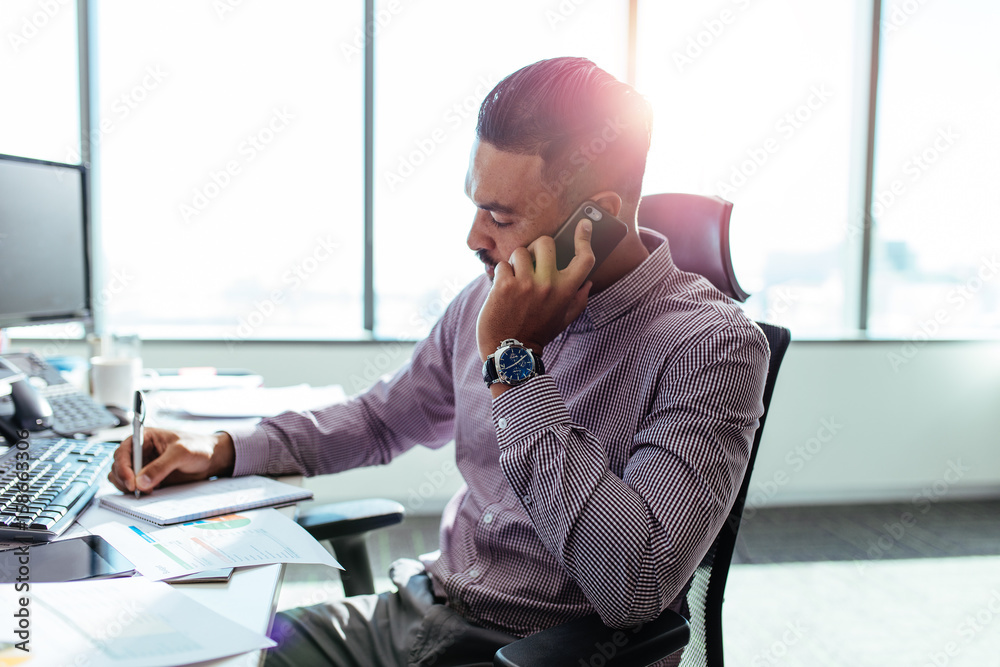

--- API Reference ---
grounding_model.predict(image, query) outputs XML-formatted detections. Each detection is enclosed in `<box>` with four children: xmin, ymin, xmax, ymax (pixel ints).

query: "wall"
<box><xmin>11</xmin><ymin>337</ymin><xmax>1000</xmax><ymax>515</ymax></box>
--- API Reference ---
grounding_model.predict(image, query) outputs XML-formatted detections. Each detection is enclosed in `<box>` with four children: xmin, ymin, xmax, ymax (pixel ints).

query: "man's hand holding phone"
<box><xmin>477</xmin><ymin>215</ymin><xmax>596</xmax><ymax>368</ymax></box>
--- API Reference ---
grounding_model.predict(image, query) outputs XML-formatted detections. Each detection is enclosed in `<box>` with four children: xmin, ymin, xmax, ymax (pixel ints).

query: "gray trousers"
<box><xmin>264</xmin><ymin>559</ymin><xmax>518</xmax><ymax>667</ymax></box>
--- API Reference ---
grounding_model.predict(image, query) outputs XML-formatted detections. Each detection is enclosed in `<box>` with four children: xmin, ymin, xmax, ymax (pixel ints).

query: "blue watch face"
<box><xmin>498</xmin><ymin>347</ymin><xmax>535</xmax><ymax>383</ymax></box>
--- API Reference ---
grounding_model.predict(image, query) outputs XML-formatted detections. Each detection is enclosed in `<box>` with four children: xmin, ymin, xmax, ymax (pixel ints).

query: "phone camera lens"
<box><xmin>584</xmin><ymin>206</ymin><xmax>602</xmax><ymax>221</ymax></box>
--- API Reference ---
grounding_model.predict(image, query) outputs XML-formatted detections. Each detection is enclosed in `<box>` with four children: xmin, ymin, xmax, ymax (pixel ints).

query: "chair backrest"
<box><xmin>637</xmin><ymin>193</ymin><xmax>791</xmax><ymax>667</ymax></box>
<box><xmin>679</xmin><ymin>323</ymin><xmax>789</xmax><ymax>667</ymax></box>
<box><xmin>636</xmin><ymin>193</ymin><xmax>750</xmax><ymax>302</ymax></box>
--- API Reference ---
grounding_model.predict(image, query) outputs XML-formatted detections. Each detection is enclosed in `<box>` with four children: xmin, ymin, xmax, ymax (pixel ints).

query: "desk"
<box><xmin>72</xmin><ymin>484</ymin><xmax>294</xmax><ymax>667</ymax></box>
<box><xmin>73</xmin><ymin>403</ymin><xmax>295</xmax><ymax>666</ymax></box>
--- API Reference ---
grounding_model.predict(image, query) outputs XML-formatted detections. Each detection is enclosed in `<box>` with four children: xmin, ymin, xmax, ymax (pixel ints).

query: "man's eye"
<box><xmin>490</xmin><ymin>217</ymin><xmax>512</xmax><ymax>229</ymax></box>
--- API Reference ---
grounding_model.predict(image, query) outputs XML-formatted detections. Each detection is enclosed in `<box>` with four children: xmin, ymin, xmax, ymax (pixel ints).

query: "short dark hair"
<box><xmin>476</xmin><ymin>57</ymin><xmax>652</xmax><ymax>217</ymax></box>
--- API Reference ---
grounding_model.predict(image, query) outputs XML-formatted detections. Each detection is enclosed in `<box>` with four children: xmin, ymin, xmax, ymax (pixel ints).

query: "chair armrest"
<box><xmin>494</xmin><ymin>609</ymin><xmax>689</xmax><ymax>667</ymax></box>
<box><xmin>295</xmin><ymin>498</ymin><xmax>405</xmax><ymax>542</ymax></box>
<box><xmin>294</xmin><ymin>498</ymin><xmax>405</xmax><ymax>597</ymax></box>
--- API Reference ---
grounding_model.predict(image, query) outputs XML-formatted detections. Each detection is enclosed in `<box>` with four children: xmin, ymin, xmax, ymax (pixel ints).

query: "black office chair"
<box><xmin>296</xmin><ymin>193</ymin><xmax>791</xmax><ymax>667</ymax></box>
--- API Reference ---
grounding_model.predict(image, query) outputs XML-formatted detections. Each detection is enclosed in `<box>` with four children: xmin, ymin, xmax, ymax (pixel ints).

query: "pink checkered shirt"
<box><xmin>231</xmin><ymin>229</ymin><xmax>768</xmax><ymax>637</ymax></box>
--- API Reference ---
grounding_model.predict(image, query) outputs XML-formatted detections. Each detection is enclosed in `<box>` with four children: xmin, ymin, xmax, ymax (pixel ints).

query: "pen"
<box><xmin>133</xmin><ymin>390</ymin><xmax>145</xmax><ymax>498</ymax></box>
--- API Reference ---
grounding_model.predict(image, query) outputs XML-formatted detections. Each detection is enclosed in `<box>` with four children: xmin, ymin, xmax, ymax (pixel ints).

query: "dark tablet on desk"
<box><xmin>0</xmin><ymin>535</ymin><xmax>135</xmax><ymax>583</ymax></box>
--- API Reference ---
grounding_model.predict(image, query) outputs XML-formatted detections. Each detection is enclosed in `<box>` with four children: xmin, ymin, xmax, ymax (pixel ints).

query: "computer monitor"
<box><xmin>0</xmin><ymin>153</ymin><xmax>92</xmax><ymax>329</ymax></box>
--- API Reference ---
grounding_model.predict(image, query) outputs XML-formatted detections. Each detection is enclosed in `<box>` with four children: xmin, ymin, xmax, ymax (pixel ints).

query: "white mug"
<box><xmin>90</xmin><ymin>356</ymin><xmax>142</xmax><ymax>409</ymax></box>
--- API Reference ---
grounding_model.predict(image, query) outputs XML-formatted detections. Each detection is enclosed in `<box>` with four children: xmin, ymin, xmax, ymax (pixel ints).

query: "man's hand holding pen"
<box><xmin>109</xmin><ymin>426</ymin><xmax>236</xmax><ymax>494</ymax></box>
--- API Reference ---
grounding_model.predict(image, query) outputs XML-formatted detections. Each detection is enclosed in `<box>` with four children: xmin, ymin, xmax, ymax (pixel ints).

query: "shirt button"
<box><xmin>497</xmin><ymin>417</ymin><xmax>508</xmax><ymax>429</ymax></box>
<box><xmin>468</xmin><ymin>569</ymin><xmax>480</xmax><ymax>579</ymax></box>
<box><xmin>522</xmin><ymin>495</ymin><xmax>532</xmax><ymax>505</ymax></box>
<box><xmin>483</xmin><ymin>512</ymin><xmax>493</xmax><ymax>524</ymax></box>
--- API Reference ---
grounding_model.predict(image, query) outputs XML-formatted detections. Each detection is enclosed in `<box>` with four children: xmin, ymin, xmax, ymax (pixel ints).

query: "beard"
<box><xmin>476</xmin><ymin>249</ymin><xmax>497</xmax><ymax>282</ymax></box>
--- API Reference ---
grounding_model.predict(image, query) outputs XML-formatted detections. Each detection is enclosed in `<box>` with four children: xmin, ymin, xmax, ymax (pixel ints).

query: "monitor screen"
<box><xmin>0</xmin><ymin>154</ymin><xmax>91</xmax><ymax>329</ymax></box>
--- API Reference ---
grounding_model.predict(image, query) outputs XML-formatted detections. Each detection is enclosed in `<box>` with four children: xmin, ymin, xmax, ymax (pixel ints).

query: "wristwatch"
<box><xmin>482</xmin><ymin>339</ymin><xmax>545</xmax><ymax>387</ymax></box>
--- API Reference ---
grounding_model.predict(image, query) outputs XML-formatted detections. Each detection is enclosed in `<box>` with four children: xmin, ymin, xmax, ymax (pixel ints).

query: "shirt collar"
<box><xmin>568</xmin><ymin>228</ymin><xmax>676</xmax><ymax>332</ymax></box>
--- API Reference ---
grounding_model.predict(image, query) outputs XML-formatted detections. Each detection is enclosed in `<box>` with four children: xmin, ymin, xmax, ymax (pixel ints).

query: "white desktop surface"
<box><xmin>85</xmin><ymin>398</ymin><xmax>308</xmax><ymax>667</ymax></box>
<box><xmin>6</xmin><ymin>383</ymin><xmax>333</xmax><ymax>666</ymax></box>
<box><xmin>175</xmin><ymin>564</ymin><xmax>284</xmax><ymax>667</ymax></box>
<box><xmin>73</xmin><ymin>480</ymin><xmax>298</xmax><ymax>667</ymax></box>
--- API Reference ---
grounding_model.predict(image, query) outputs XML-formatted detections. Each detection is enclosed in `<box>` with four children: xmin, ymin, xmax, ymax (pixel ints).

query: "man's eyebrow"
<box><xmin>476</xmin><ymin>200</ymin><xmax>519</xmax><ymax>216</ymax></box>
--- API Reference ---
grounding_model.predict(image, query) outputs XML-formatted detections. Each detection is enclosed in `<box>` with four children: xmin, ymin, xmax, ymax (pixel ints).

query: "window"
<box><xmin>371</xmin><ymin>0</ymin><xmax>628</xmax><ymax>339</ymax></box>
<box><xmin>0</xmin><ymin>1</ymin><xmax>84</xmax><ymax>344</ymax></box>
<box><xmin>0</xmin><ymin>0</ymin><xmax>80</xmax><ymax>164</ymax></box>
<box><xmin>636</xmin><ymin>0</ymin><xmax>859</xmax><ymax>337</ymax></box>
<box><xmin>6</xmin><ymin>2</ymin><xmax>996</xmax><ymax>343</ymax></box>
<box><xmin>869</xmin><ymin>0</ymin><xmax>1000</xmax><ymax>338</ymax></box>
<box><xmin>97</xmin><ymin>0</ymin><xmax>365</xmax><ymax>340</ymax></box>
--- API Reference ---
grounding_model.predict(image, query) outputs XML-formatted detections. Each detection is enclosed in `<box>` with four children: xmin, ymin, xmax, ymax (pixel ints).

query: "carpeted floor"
<box><xmin>278</xmin><ymin>500</ymin><xmax>1000</xmax><ymax>665</ymax></box>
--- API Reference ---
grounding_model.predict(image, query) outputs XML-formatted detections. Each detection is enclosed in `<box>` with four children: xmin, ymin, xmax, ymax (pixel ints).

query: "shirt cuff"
<box><xmin>491</xmin><ymin>374</ymin><xmax>571</xmax><ymax>449</ymax></box>
<box><xmin>227</xmin><ymin>423</ymin><xmax>272</xmax><ymax>477</ymax></box>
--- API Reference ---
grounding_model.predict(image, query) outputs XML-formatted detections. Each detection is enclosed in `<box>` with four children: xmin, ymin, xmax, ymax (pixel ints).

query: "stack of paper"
<box><xmin>0</xmin><ymin>577</ymin><xmax>274</xmax><ymax>666</ymax></box>
<box><xmin>88</xmin><ymin>508</ymin><xmax>341</xmax><ymax>581</ymax></box>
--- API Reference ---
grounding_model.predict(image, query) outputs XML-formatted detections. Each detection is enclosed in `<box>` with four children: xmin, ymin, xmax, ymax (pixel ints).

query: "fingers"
<box><xmin>107</xmin><ymin>427</ymin><xmax>199</xmax><ymax>494</ymax></box>
<box><xmin>568</xmin><ymin>218</ymin><xmax>596</xmax><ymax>278</ymax></box>
<box><xmin>136</xmin><ymin>445</ymin><xmax>188</xmax><ymax>492</ymax></box>
<box><xmin>525</xmin><ymin>220</ymin><xmax>593</xmax><ymax>283</ymax></box>
<box><xmin>507</xmin><ymin>247</ymin><xmax>535</xmax><ymax>278</ymax></box>
<box><xmin>526</xmin><ymin>236</ymin><xmax>557</xmax><ymax>275</ymax></box>
<box><xmin>494</xmin><ymin>259</ymin><xmax>514</xmax><ymax>282</ymax></box>
<box><xmin>108</xmin><ymin>436</ymin><xmax>135</xmax><ymax>492</ymax></box>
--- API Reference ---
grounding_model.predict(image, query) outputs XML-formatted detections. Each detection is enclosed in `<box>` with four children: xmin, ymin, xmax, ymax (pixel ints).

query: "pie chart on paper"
<box><xmin>183</xmin><ymin>514</ymin><xmax>252</xmax><ymax>530</ymax></box>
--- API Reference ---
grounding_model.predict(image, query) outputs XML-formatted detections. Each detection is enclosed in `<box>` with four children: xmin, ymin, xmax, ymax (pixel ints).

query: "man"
<box><xmin>109</xmin><ymin>57</ymin><xmax>768</xmax><ymax>666</ymax></box>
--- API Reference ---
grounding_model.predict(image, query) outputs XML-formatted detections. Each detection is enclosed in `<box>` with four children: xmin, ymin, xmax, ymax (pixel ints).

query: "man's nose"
<box><xmin>467</xmin><ymin>210</ymin><xmax>494</xmax><ymax>252</ymax></box>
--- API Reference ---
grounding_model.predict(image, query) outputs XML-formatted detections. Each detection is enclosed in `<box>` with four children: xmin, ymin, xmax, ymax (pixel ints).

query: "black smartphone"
<box><xmin>551</xmin><ymin>200</ymin><xmax>628</xmax><ymax>278</ymax></box>
<box><xmin>0</xmin><ymin>535</ymin><xmax>135</xmax><ymax>583</ymax></box>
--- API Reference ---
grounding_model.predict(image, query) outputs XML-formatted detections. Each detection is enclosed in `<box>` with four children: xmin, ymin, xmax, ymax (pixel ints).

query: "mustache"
<box><xmin>475</xmin><ymin>250</ymin><xmax>497</xmax><ymax>268</ymax></box>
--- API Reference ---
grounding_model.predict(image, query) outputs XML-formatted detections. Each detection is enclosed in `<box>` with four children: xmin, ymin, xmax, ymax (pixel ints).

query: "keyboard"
<box><xmin>0</xmin><ymin>437</ymin><xmax>116</xmax><ymax>542</ymax></box>
<box><xmin>43</xmin><ymin>383</ymin><xmax>121</xmax><ymax>434</ymax></box>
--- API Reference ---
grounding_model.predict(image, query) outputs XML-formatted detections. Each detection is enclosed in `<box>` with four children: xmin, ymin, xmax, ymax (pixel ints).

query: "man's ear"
<box><xmin>588</xmin><ymin>191</ymin><xmax>623</xmax><ymax>217</ymax></box>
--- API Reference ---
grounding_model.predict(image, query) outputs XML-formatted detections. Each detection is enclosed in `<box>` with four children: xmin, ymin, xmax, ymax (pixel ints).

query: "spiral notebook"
<box><xmin>99</xmin><ymin>475</ymin><xmax>313</xmax><ymax>525</ymax></box>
